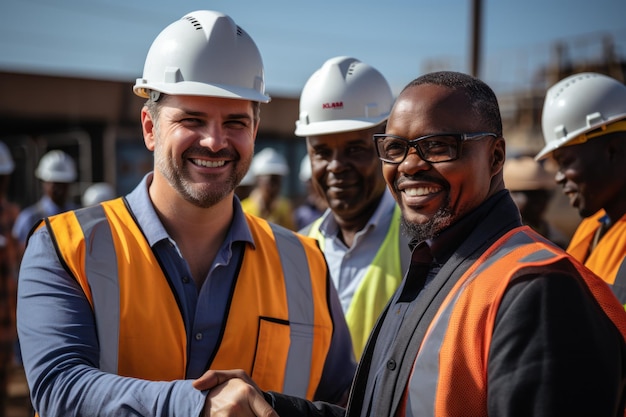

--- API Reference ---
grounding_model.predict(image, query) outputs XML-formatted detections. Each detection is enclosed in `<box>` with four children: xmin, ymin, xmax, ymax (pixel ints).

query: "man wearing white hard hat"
<box><xmin>16</xmin><ymin>10</ymin><xmax>354</xmax><ymax>417</ymax></box>
<box><xmin>295</xmin><ymin>56</ymin><xmax>411</xmax><ymax>358</ymax></box>
<box><xmin>12</xmin><ymin>149</ymin><xmax>79</xmax><ymax>254</ymax></box>
<box><xmin>535</xmin><ymin>72</ymin><xmax>626</xmax><ymax>305</ymax></box>
<box><xmin>241</xmin><ymin>147</ymin><xmax>296</xmax><ymax>230</ymax></box>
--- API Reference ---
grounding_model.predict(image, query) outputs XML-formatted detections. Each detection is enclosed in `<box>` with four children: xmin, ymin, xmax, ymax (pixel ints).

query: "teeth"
<box><xmin>192</xmin><ymin>159</ymin><xmax>225</xmax><ymax>168</ymax></box>
<box><xmin>404</xmin><ymin>186</ymin><xmax>438</xmax><ymax>196</ymax></box>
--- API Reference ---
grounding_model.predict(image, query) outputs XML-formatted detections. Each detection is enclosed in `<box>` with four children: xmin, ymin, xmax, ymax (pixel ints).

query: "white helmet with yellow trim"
<box><xmin>536</xmin><ymin>72</ymin><xmax>626</xmax><ymax>160</ymax></box>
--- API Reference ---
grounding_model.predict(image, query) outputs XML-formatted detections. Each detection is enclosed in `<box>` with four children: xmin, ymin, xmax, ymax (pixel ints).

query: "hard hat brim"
<box><xmin>534</xmin><ymin>139</ymin><xmax>567</xmax><ymax>161</ymax></box>
<box><xmin>536</xmin><ymin>114</ymin><xmax>626</xmax><ymax>161</ymax></box>
<box><xmin>295</xmin><ymin>117</ymin><xmax>388</xmax><ymax>137</ymax></box>
<box><xmin>134</xmin><ymin>80</ymin><xmax>271</xmax><ymax>103</ymax></box>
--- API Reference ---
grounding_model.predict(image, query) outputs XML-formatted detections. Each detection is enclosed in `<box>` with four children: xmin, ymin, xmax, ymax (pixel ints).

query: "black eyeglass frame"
<box><xmin>372</xmin><ymin>132</ymin><xmax>498</xmax><ymax>164</ymax></box>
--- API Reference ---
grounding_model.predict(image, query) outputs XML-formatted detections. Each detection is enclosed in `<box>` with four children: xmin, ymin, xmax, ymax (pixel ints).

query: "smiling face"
<box><xmin>306</xmin><ymin>125</ymin><xmax>388</xmax><ymax>226</ymax></box>
<box><xmin>142</xmin><ymin>94</ymin><xmax>258</xmax><ymax>208</ymax></box>
<box><xmin>552</xmin><ymin>132</ymin><xmax>626</xmax><ymax>219</ymax></box>
<box><xmin>382</xmin><ymin>83</ymin><xmax>505</xmax><ymax>241</ymax></box>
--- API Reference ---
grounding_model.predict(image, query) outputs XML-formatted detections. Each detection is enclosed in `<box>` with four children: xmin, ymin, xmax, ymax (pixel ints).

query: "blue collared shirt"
<box><xmin>17</xmin><ymin>173</ymin><xmax>354</xmax><ymax>416</ymax></box>
<box><xmin>12</xmin><ymin>194</ymin><xmax>79</xmax><ymax>244</ymax></box>
<box><xmin>315</xmin><ymin>189</ymin><xmax>411</xmax><ymax>314</ymax></box>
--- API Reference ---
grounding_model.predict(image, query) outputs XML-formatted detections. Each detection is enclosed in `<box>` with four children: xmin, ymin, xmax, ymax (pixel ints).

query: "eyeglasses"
<box><xmin>373</xmin><ymin>132</ymin><xmax>498</xmax><ymax>164</ymax></box>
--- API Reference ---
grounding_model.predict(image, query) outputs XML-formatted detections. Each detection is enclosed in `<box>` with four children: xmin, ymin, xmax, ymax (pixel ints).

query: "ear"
<box><xmin>490</xmin><ymin>136</ymin><xmax>506</xmax><ymax>176</ymax></box>
<box><xmin>141</xmin><ymin>107</ymin><xmax>156</xmax><ymax>151</ymax></box>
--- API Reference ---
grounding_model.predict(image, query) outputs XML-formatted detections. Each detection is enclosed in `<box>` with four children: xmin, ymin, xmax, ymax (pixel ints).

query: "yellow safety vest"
<box><xmin>307</xmin><ymin>205</ymin><xmax>403</xmax><ymax>358</ymax></box>
<box><xmin>42</xmin><ymin>197</ymin><xmax>333</xmax><ymax>400</ymax></box>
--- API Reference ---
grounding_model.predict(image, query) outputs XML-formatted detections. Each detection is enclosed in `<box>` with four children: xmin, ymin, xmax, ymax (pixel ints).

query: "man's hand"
<box><xmin>193</xmin><ymin>369</ymin><xmax>258</xmax><ymax>392</ymax></box>
<box><xmin>195</xmin><ymin>369</ymin><xmax>278</xmax><ymax>417</ymax></box>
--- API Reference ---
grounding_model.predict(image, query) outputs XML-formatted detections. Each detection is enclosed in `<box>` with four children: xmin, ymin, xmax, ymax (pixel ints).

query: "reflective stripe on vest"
<box><xmin>75</xmin><ymin>204</ymin><xmax>121</xmax><ymax>374</ymax></box>
<box><xmin>269</xmin><ymin>222</ymin><xmax>314</xmax><ymax>395</ymax></box>
<box><xmin>45</xmin><ymin>198</ymin><xmax>333</xmax><ymax>399</ymax></box>
<box><xmin>403</xmin><ymin>226</ymin><xmax>626</xmax><ymax>417</ymax></box>
<box><xmin>308</xmin><ymin>205</ymin><xmax>403</xmax><ymax>358</ymax></box>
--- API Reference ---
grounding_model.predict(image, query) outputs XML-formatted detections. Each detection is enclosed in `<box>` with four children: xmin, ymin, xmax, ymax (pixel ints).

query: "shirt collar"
<box><xmin>125</xmin><ymin>172</ymin><xmax>254</xmax><ymax>249</ymax></box>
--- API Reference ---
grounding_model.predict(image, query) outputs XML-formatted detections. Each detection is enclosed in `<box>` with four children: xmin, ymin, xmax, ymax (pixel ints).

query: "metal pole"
<box><xmin>470</xmin><ymin>0</ymin><xmax>482</xmax><ymax>77</ymax></box>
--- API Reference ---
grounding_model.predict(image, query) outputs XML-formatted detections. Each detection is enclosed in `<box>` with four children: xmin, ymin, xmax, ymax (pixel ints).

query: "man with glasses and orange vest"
<box><xmin>191</xmin><ymin>71</ymin><xmax>626</xmax><ymax>417</ymax></box>
<box><xmin>16</xmin><ymin>10</ymin><xmax>355</xmax><ymax>417</ymax></box>
<box><xmin>535</xmin><ymin>72</ymin><xmax>626</xmax><ymax>305</ymax></box>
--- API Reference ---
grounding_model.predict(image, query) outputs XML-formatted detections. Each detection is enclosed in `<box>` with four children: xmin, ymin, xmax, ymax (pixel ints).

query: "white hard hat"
<box><xmin>0</xmin><ymin>141</ymin><xmax>14</xmax><ymax>175</ymax></box>
<box><xmin>35</xmin><ymin>150</ymin><xmax>77</xmax><ymax>183</ymax></box>
<box><xmin>295</xmin><ymin>56</ymin><xmax>393</xmax><ymax>137</ymax></box>
<box><xmin>251</xmin><ymin>148</ymin><xmax>289</xmax><ymax>177</ymax></box>
<box><xmin>504</xmin><ymin>156</ymin><xmax>555</xmax><ymax>191</ymax></box>
<box><xmin>82</xmin><ymin>182</ymin><xmax>116</xmax><ymax>206</ymax></box>
<box><xmin>536</xmin><ymin>72</ymin><xmax>626</xmax><ymax>160</ymax></box>
<box><xmin>134</xmin><ymin>10</ymin><xmax>270</xmax><ymax>103</ymax></box>
<box><xmin>299</xmin><ymin>154</ymin><xmax>311</xmax><ymax>182</ymax></box>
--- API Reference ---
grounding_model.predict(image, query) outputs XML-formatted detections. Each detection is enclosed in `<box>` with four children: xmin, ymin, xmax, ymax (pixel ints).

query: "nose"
<box><xmin>326</xmin><ymin>151</ymin><xmax>349</xmax><ymax>173</ymax></box>
<box><xmin>199</xmin><ymin>124</ymin><xmax>227</xmax><ymax>151</ymax></box>
<box><xmin>399</xmin><ymin>148</ymin><xmax>430</xmax><ymax>175</ymax></box>
<box><xmin>554</xmin><ymin>169</ymin><xmax>565</xmax><ymax>185</ymax></box>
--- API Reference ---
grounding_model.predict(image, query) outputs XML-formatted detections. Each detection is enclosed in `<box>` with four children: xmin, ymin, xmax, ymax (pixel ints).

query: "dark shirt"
<box><xmin>267</xmin><ymin>190</ymin><xmax>626</xmax><ymax>417</ymax></box>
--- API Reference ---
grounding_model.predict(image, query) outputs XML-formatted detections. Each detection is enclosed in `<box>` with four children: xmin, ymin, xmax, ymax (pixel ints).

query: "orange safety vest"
<box><xmin>567</xmin><ymin>210</ymin><xmax>626</xmax><ymax>287</ymax></box>
<box><xmin>42</xmin><ymin>197</ymin><xmax>333</xmax><ymax>400</ymax></box>
<box><xmin>401</xmin><ymin>226</ymin><xmax>626</xmax><ymax>416</ymax></box>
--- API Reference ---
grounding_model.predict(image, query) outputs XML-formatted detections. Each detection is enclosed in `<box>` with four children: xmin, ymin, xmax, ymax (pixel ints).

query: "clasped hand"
<box><xmin>193</xmin><ymin>369</ymin><xmax>279</xmax><ymax>417</ymax></box>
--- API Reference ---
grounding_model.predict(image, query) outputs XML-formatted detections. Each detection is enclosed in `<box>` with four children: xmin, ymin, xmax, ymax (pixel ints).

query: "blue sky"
<box><xmin>1</xmin><ymin>0</ymin><xmax>625</xmax><ymax>97</ymax></box>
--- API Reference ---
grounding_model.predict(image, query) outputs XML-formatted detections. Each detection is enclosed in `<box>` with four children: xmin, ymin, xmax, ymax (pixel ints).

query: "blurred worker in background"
<box><xmin>295</xmin><ymin>56</ymin><xmax>410</xmax><ymax>358</ymax></box>
<box><xmin>503</xmin><ymin>155</ymin><xmax>568</xmax><ymax>248</ymax></box>
<box><xmin>81</xmin><ymin>182</ymin><xmax>116</xmax><ymax>207</ymax></box>
<box><xmin>17</xmin><ymin>10</ymin><xmax>354</xmax><ymax>417</ymax></box>
<box><xmin>11</xmin><ymin>149</ymin><xmax>79</xmax><ymax>369</ymax></box>
<box><xmin>0</xmin><ymin>141</ymin><xmax>20</xmax><ymax>417</ymax></box>
<box><xmin>241</xmin><ymin>147</ymin><xmax>296</xmax><ymax>230</ymax></box>
<box><xmin>12</xmin><ymin>149</ymin><xmax>78</xmax><ymax>256</ymax></box>
<box><xmin>293</xmin><ymin>154</ymin><xmax>327</xmax><ymax>231</ymax></box>
<box><xmin>536</xmin><ymin>72</ymin><xmax>626</xmax><ymax>304</ymax></box>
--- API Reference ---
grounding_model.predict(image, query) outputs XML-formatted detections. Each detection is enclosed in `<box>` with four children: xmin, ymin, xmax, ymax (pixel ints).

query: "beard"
<box><xmin>400</xmin><ymin>201</ymin><xmax>454</xmax><ymax>242</ymax></box>
<box><xmin>153</xmin><ymin>130</ymin><xmax>251</xmax><ymax>208</ymax></box>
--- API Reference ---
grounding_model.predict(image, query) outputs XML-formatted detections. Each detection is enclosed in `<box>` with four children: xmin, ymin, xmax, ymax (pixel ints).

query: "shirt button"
<box><xmin>195</xmin><ymin>333</ymin><xmax>203</xmax><ymax>341</ymax></box>
<box><xmin>182</xmin><ymin>276</ymin><xmax>190</xmax><ymax>284</ymax></box>
<box><xmin>386</xmin><ymin>359</ymin><xmax>396</xmax><ymax>370</ymax></box>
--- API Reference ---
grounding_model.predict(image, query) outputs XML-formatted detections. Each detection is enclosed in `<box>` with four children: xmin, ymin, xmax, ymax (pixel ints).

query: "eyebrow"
<box><xmin>226</xmin><ymin>113</ymin><xmax>254</xmax><ymax>121</ymax></box>
<box><xmin>177</xmin><ymin>109</ymin><xmax>253</xmax><ymax>122</ymax></box>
